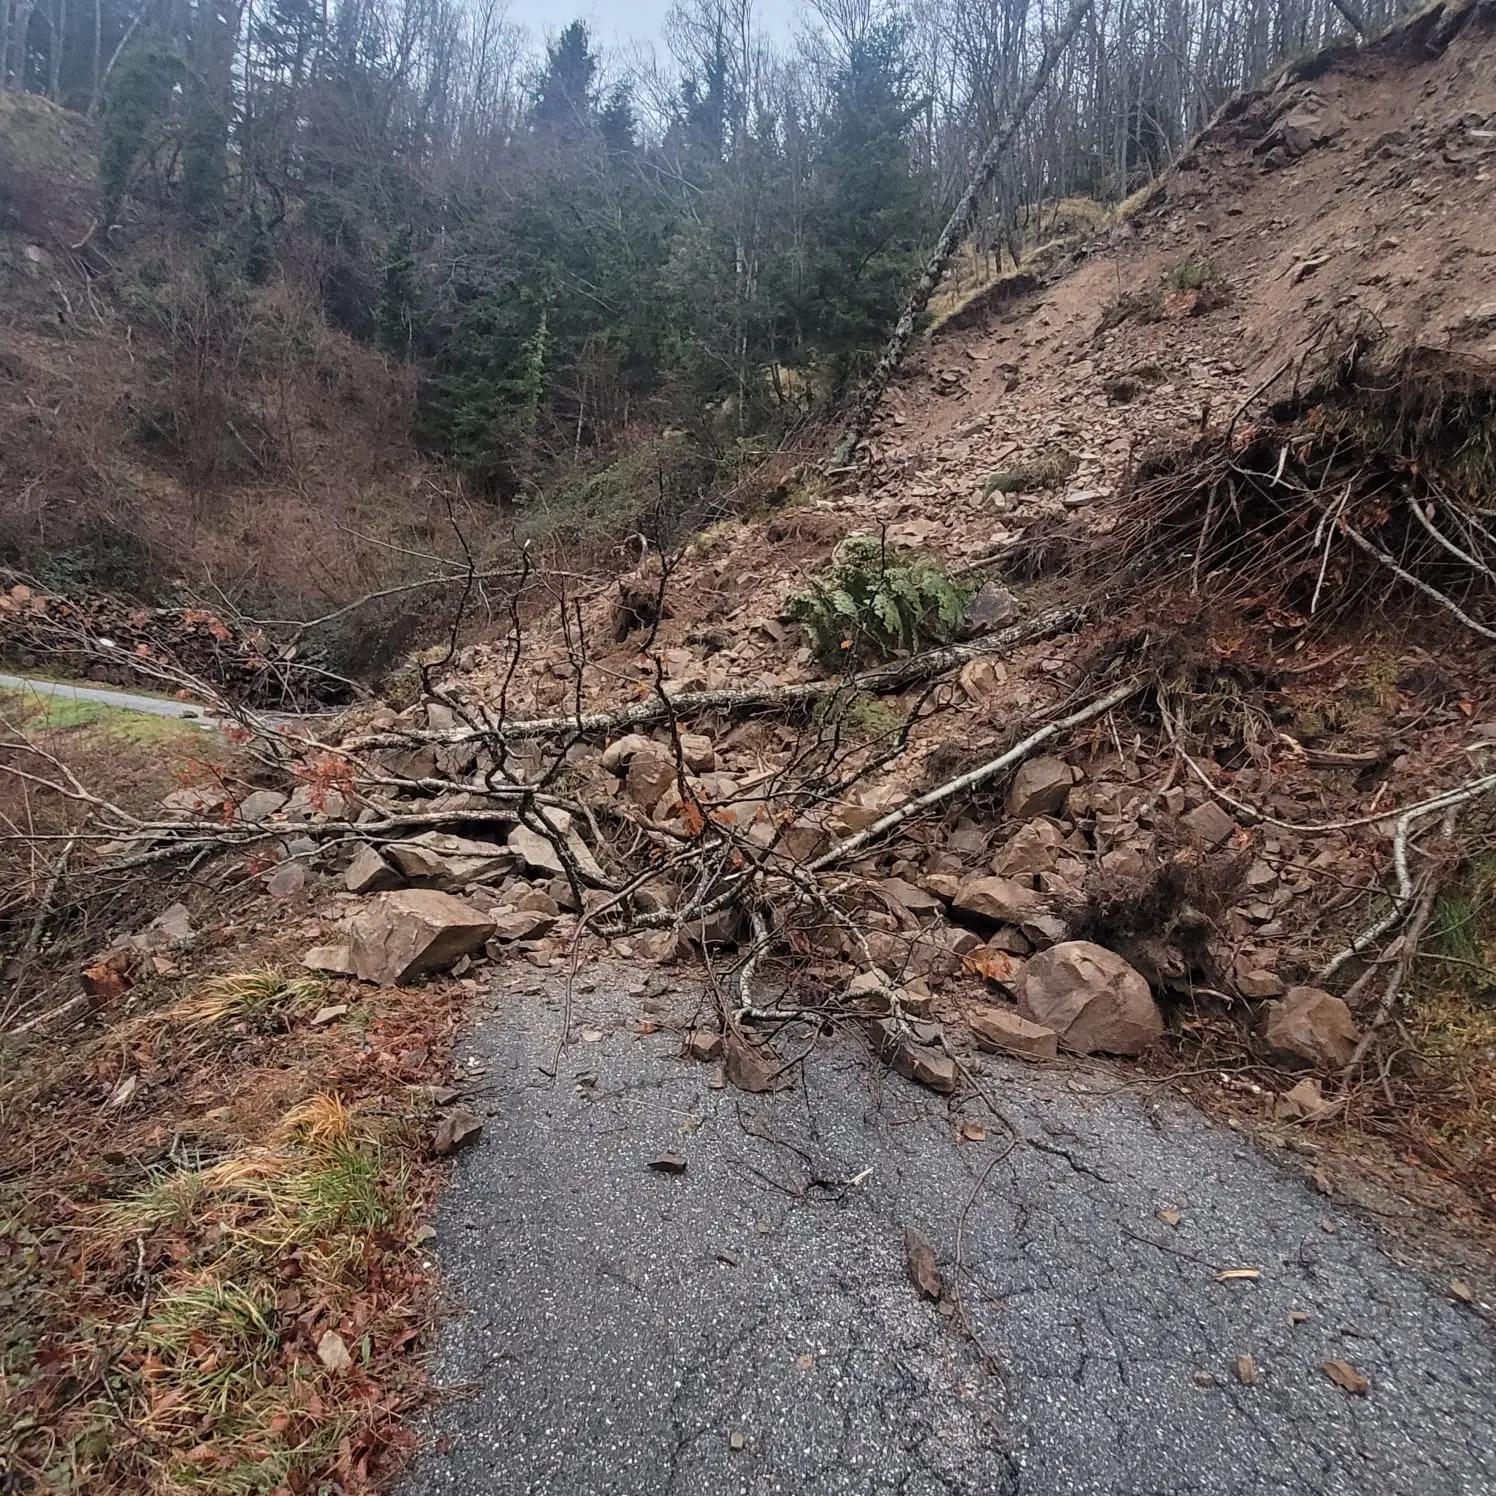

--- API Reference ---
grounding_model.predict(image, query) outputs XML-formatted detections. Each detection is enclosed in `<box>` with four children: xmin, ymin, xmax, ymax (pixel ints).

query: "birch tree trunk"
<box><xmin>828</xmin><ymin>0</ymin><xmax>1094</xmax><ymax>468</ymax></box>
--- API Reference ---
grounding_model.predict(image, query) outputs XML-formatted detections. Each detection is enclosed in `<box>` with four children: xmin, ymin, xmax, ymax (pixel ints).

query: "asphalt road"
<box><xmin>0</xmin><ymin>670</ymin><xmax>214</xmax><ymax>720</ymax></box>
<box><xmin>403</xmin><ymin>969</ymin><xmax>1496</xmax><ymax>1496</ymax></box>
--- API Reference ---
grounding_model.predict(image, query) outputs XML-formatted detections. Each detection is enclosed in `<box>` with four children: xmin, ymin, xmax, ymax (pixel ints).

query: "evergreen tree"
<box><xmin>801</xmin><ymin>16</ymin><xmax>929</xmax><ymax>391</ymax></box>
<box><xmin>97</xmin><ymin>34</ymin><xmax>182</xmax><ymax>216</ymax></box>
<box><xmin>376</xmin><ymin>226</ymin><xmax>419</xmax><ymax>360</ymax></box>
<box><xmin>532</xmin><ymin>21</ymin><xmax>597</xmax><ymax>137</ymax></box>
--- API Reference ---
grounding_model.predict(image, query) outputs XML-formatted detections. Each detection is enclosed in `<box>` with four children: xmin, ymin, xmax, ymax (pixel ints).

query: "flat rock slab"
<box><xmin>403</xmin><ymin>975</ymin><xmax>1496</xmax><ymax>1496</ymax></box>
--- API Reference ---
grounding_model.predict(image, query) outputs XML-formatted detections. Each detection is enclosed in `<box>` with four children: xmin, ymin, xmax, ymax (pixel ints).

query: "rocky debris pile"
<box><xmin>0</xmin><ymin>574</ymin><xmax>348</xmax><ymax>708</ymax></box>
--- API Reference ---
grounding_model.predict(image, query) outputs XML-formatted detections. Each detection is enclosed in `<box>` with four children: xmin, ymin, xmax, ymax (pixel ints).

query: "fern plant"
<box><xmin>789</xmin><ymin>533</ymin><xmax>972</xmax><ymax>667</ymax></box>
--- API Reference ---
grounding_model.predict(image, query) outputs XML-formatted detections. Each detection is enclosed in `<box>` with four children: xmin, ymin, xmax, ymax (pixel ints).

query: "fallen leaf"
<box><xmin>1234</xmin><ymin>1354</ymin><xmax>1258</xmax><ymax>1385</ymax></box>
<box><xmin>960</xmin><ymin>1120</ymin><xmax>987</xmax><ymax>1142</ymax></box>
<box><xmin>317</xmin><ymin>1330</ymin><xmax>353</xmax><ymax>1374</ymax></box>
<box><xmin>1214</xmin><ymin>1267</ymin><xmax>1261</xmax><ymax>1282</ymax></box>
<box><xmin>1449</xmin><ymin>1280</ymin><xmax>1474</xmax><ymax>1304</ymax></box>
<box><xmin>1156</xmin><ymin>1207</ymin><xmax>1182</xmax><ymax>1227</ymax></box>
<box><xmin>963</xmin><ymin>946</ymin><xmax>1022</xmax><ymax>986</ymax></box>
<box><xmin>1323</xmin><ymin>1359</ymin><xmax>1370</xmax><ymax>1395</ymax></box>
<box><xmin>905</xmin><ymin>1226</ymin><xmax>943</xmax><ymax>1301</ymax></box>
<box><xmin>433</xmin><ymin>1109</ymin><xmax>482</xmax><ymax>1156</ymax></box>
<box><xmin>649</xmin><ymin>1150</ymin><xmax>687</xmax><ymax>1175</ymax></box>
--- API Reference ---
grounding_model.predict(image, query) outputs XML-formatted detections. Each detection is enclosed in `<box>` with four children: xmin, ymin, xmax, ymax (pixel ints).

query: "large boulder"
<box><xmin>344</xmin><ymin>890</ymin><xmax>495</xmax><ymax>985</ymax></box>
<box><xmin>1263</xmin><ymin>986</ymin><xmax>1359</xmax><ymax>1069</ymax></box>
<box><xmin>1016</xmin><ymin>940</ymin><xmax>1163</xmax><ymax>1055</ymax></box>
<box><xmin>1007</xmin><ymin>756</ymin><xmax>1074</xmax><ymax>819</ymax></box>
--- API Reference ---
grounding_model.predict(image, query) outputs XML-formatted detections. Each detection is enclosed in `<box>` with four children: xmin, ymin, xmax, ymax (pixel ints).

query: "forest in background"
<box><xmin>0</xmin><ymin>0</ymin><xmax>1413</xmax><ymax>575</ymax></box>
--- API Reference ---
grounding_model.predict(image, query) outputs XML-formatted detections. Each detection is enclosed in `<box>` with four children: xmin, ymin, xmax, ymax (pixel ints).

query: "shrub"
<box><xmin>789</xmin><ymin>533</ymin><xmax>972</xmax><ymax>666</ymax></box>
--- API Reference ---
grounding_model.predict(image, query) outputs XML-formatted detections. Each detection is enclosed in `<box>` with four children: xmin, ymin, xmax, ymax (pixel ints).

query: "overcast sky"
<box><xmin>503</xmin><ymin>0</ymin><xmax>802</xmax><ymax>60</ymax></box>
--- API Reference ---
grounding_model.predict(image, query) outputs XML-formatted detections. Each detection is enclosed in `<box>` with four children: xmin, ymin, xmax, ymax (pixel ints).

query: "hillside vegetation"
<box><xmin>1</xmin><ymin>0</ymin><xmax>1418</xmax><ymax>638</ymax></box>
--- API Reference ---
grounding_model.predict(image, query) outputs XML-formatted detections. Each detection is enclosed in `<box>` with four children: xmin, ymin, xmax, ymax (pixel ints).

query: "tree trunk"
<box><xmin>829</xmin><ymin>0</ymin><xmax>1094</xmax><ymax>468</ymax></box>
<box><xmin>46</xmin><ymin>0</ymin><xmax>62</xmax><ymax>99</ymax></box>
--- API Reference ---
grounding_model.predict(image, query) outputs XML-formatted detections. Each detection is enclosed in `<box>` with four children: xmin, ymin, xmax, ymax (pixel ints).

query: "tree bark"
<box><xmin>829</xmin><ymin>0</ymin><xmax>1094</xmax><ymax>468</ymax></box>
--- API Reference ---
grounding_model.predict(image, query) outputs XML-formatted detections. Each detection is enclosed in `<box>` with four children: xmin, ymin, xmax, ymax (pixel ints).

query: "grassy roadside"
<box><xmin>2</xmin><ymin>963</ymin><xmax>464</xmax><ymax>1495</ymax></box>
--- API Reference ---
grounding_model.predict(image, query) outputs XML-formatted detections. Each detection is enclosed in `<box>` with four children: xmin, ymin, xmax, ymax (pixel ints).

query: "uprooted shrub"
<box><xmin>789</xmin><ymin>533</ymin><xmax>973</xmax><ymax>667</ymax></box>
<box><xmin>1101</xmin><ymin>345</ymin><xmax>1496</xmax><ymax>634</ymax></box>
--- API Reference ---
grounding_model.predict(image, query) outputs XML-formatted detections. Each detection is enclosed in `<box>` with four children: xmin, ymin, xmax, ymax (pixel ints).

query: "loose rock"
<box><xmin>969</xmin><ymin>1006</ymin><xmax>1058</xmax><ymax>1061</ymax></box>
<box><xmin>1017</xmin><ymin>940</ymin><xmax>1164</xmax><ymax>1055</ymax></box>
<box><xmin>344</xmin><ymin>889</ymin><xmax>495</xmax><ymax>985</ymax></box>
<box><xmin>345</xmin><ymin>844</ymin><xmax>403</xmax><ymax>893</ymax></box>
<box><xmin>1264</xmin><ymin>986</ymin><xmax>1360</xmax><ymax>1069</ymax></box>
<box><xmin>1007</xmin><ymin>756</ymin><xmax>1074</xmax><ymax>819</ymax></box>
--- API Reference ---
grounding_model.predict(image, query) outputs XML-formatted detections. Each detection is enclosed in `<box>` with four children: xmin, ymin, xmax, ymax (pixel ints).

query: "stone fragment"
<box><xmin>1017</xmin><ymin>940</ymin><xmax>1163</xmax><ymax>1055</ymax></box>
<box><xmin>507</xmin><ymin>824</ymin><xmax>565</xmax><ymax>876</ymax></box>
<box><xmin>958</xmin><ymin>582</ymin><xmax>1019</xmax><ymax>637</ymax></box>
<box><xmin>679</xmin><ymin>733</ymin><xmax>716</xmax><ymax>773</ymax></box>
<box><xmin>265</xmin><ymin>861</ymin><xmax>308</xmax><ymax>897</ymax></box>
<box><xmin>236</xmin><ymin>789</ymin><xmax>287</xmax><ymax>822</ymax></box>
<box><xmin>128</xmin><ymin>902</ymin><xmax>196</xmax><ymax>953</ymax></box>
<box><xmin>1263</xmin><ymin>986</ymin><xmax>1359</xmax><ymax>1069</ymax></box>
<box><xmin>344</xmin><ymin>890</ymin><xmax>495</xmax><ymax>985</ymax></box>
<box><xmin>952</xmin><ymin>876</ymin><xmax>1044</xmax><ymax>926</ymax></box>
<box><xmin>600</xmin><ymin>733</ymin><xmax>657</xmax><ymax>771</ymax></box>
<box><xmin>386</xmin><ymin>832</ymin><xmax>514</xmax><ymax>887</ymax></box>
<box><xmin>1237</xmin><ymin>967</ymin><xmax>1285</xmax><ymax>999</ymax></box>
<box><xmin>1007</xmin><ymin>756</ymin><xmax>1074</xmax><ymax>819</ymax></box>
<box><xmin>958</xmin><ymin>657</ymin><xmax>1006</xmax><ymax>701</ymax></box>
<box><xmin>969</xmin><ymin>1006</ymin><xmax>1058</xmax><ymax>1061</ymax></box>
<box><xmin>345</xmin><ymin>844</ymin><xmax>403</xmax><ymax>894</ymax></box>
<box><xmin>638</xmin><ymin>929</ymin><xmax>682</xmax><ymax>964</ymax></box>
<box><xmin>880</xmin><ymin>878</ymin><xmax>944</xmax><ymax>916</ymax></box>
<box><xmin>1181</xmin><ymin>800</ymin><xmax>1236</xmax><ymax>849</ymax></box>
<box><xmin>284</xmin><ymin>783</ymin><xmax>350</xmax><ymax>821</ymax></box>
<box><xmin>990</xmin><ymin>818</ymin><xmax>1067</xmax><ymax>878</ymax></box>
<box><xmin>159</xmin><ymin>786</ymin><xmax>228</xmax><ymax>818</ymax></box>
<box><xmin>303</xmin><ymin>943</ymin><xmax>355</xmax><ymax>975</ymax></box>
<box><xmin>489</xmin><ymin>909</ymin><xmax>556</xmax><ymax>942</ymax></box>
<box><xmin>687</xmin><ymin>1030</ymin><xmax>724</xmax><ymax>1062</ymax></box>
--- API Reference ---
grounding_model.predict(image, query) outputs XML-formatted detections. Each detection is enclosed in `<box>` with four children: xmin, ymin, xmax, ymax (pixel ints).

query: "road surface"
<box><xmin>0</xmin><ymin>671</ymin><xmax>216</xmax><ymax>721</ymax></box>
<box><xmin>402</xmin><ymin>969</ymin><xmax>1495</xmax><ymax>1496</ymax></box>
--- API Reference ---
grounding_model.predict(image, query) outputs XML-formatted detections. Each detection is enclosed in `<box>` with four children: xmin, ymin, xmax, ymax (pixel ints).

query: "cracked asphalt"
<box><xmin>401</xmin><ymin>970</ymin><xmax>1496</xmax><ymax>1495</ymax></box>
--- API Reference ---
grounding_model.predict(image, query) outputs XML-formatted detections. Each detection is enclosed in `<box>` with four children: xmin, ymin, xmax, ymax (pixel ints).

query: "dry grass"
<box><xmin>2</xmin><ymin>959</ymin><xmax>464</xmax><ymax>1495</ymax></box>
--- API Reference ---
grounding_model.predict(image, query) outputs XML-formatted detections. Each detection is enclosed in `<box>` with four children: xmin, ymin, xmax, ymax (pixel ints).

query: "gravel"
<box><xmin>401</xmin><ymin>971</ymin><xmax>1496</xmax><ymax>1496</ymax></box>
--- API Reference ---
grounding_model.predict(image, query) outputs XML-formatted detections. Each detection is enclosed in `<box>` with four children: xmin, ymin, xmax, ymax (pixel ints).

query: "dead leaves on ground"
<box><xmin>905</xmin><ymin>1226</ymin><xmax>943</xmax><ymax>1301</ymax></box>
